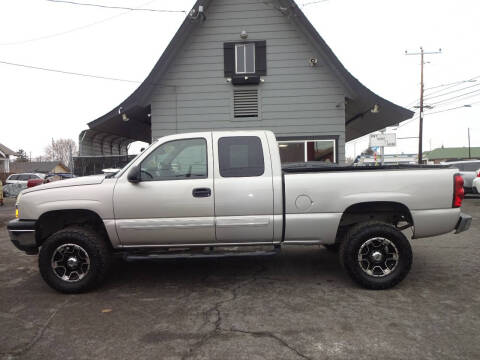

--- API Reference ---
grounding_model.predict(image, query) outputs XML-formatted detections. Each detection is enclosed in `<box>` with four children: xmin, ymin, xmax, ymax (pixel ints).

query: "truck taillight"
<box><xmin>453</xmin><ymin>174</ymin><xmax>464</xmax><ymax>208</ymax></box>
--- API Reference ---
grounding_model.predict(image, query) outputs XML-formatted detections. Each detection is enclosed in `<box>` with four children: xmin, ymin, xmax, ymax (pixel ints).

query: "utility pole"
<box><xmin>405</xmin><ymin>47</ymin><xmax>442</xmax><ymax>164</ymax></box>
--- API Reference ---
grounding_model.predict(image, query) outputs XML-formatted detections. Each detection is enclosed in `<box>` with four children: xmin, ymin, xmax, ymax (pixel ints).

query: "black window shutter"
<box><xmin>255</xmin><ymin>41</ymin><xmax>267</xmax><ymax>76</ymax></box>
<box><xmin>224</xmin><ymin>42</ymin><xmax>235</xmax><ymax>77</ymax></box>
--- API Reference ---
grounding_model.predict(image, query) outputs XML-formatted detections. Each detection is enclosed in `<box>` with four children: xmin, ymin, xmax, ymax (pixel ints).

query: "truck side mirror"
<box><xmin>127</xmin><ymin>166</ymin><xmax>141</xmax><ymax>183</ymax></box>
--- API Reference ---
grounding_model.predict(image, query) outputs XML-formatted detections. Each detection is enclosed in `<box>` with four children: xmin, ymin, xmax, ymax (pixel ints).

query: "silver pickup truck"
<box><xmin>8</xmin><ymin>131</ymin><xmax>471</xmax><ymax>293</ymax></box>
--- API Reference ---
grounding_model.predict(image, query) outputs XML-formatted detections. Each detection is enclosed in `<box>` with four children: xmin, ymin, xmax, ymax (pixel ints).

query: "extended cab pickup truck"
<box><xmin>8</xmin><ymin>131</ymin><xmax>472</xmax><ymax>293</ymax></box>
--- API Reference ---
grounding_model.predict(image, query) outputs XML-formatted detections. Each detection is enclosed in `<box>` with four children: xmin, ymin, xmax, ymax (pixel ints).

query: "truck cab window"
<box><xmin>140</xmin><ymin>138</ymin><xmax>207</xmax><ymax>181</ymax></box>
<box><xmin>218</xmin><ymin>136</ymin><xmax>264</xmax><ymax>177</ymax></box>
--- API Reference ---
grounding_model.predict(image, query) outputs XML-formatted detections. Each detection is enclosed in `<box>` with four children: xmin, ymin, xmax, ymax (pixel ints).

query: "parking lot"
<box><xmin>0</xmin><ymin>198</ymin><xmax>479</xmax><ymax>360</ymax></box>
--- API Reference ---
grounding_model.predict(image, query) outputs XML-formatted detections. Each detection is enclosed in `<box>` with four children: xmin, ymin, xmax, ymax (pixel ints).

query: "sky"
<box><xmin>1</xmin><ymin>0</ymin><xmax>479</xmax><ymax>159</ymax></box>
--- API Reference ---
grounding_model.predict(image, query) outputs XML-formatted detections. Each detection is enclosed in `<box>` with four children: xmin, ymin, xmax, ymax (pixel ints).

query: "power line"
<box><xmin>45</xmin><ymin>0</ymin><xmax>186</xmax><ymax>13</ymax></box>
<box><xmin>0</xmin><ymin>0</ymin><xmax>169</xmax><ymax>46</ymax></box>
<box><xmin>424</xmin><ymin>75</ymin><xmax>480</xmax><ymax>91</ymax></box>
<box><xmin>425</xmin><ymin>77</ymin><xmax>480</xmax><ymax>97</ymax></box>
<box><xmin>424</xmin><ymin>105</ymin><xmax>472</xmax><ymax>116</ymax></box>
<box><xmin>0</xmin><ymin>59</ymin><xmax>141</xmax><ymax>83</ymax></box>
<box><xmin>424</xmin><ymin>82</ymin><xmax>480</xmax><ymax>101</ymax></box>
<box><xmin>404</xmin><ymin>75</ymin><xmax>480</xmax><ymax>109</ymax></box>
<box><xmin>398</xmin><ymin>115</ymin><xmax>419</xmax><ymax>128</ymax></box>
<box><xmin>429</xmin><ymin>88</ymin><xmax>480</xmax><ymax>106</ymax></box>
<box><xmin>301</xmin><ymin>0</ymin><xmax>329</xmax><ymax>7</ymax></box>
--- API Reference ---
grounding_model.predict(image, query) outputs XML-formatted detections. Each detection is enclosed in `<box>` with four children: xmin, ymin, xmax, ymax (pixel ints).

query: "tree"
<box><xmin>44</xmin><ymin>138</ymin><xmax>77</xmax><ymax>169</ymax></box>
<box><xmin>362</xmin><ymin>147</ymin><xmax>374</xmax><ymax>156</ymax></box>
<box><xmin>15</xmin><ymin>149</ymin><xmax>29</xmax><ymax>162</ymax></box>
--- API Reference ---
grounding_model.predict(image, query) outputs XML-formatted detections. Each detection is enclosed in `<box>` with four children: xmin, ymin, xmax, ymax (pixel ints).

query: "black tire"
<box><xmin>339</xmin><ymin>221</ymin><xmax>412</xmax><ymax>290</ymax></box>
<box><xmin>39</xmin><ymin>226</ymin><xmax>111</xmax><ymax>293</ymax></box>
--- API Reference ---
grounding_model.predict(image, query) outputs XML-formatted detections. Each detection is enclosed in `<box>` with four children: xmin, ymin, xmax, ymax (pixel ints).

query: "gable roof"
<box><xmin>10</xmin><ymin>161</ymin><xmax>70</xmax><ymax>174</ymax></box>
<box><xmin>87</xmin><ymin>0</ymin><xmax>413</xmax><ymax>143</ymax></box>
<box><xmin>425</xmin><ymin>147</ymin><xmax>480</xmax><ymax>161</ymax></box>
<box><xmin>0</xmin><ymin>143</ymin><xmax>16</xmax><ymax>157</ymax></box>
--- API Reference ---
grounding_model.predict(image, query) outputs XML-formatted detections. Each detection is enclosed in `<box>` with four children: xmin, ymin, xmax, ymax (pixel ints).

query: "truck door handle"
<box><xmin>192</xmin><ymin>188</ymin><xmax>211</xmax><ymax>198</ymax></box>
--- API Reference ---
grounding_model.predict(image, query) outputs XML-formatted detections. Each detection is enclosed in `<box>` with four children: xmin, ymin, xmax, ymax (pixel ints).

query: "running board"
<box><xmin>123</xmin><ymin>249</ymin><xmax>280</xmax><ymax>262</ymax></box>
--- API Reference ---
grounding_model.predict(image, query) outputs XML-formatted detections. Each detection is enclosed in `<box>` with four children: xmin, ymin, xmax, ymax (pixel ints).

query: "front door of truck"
<box><xmin>113</xmin><ymin>133</ymin><xmax>215</xmax><ymax>246</ymax></box>
<box><xmin>212</xmin><ymin>132</ymin><xmax>274</xmax><ymax>243</ymax></box>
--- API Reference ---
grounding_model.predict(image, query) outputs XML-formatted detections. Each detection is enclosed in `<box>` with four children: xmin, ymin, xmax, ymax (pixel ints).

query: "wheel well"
<box><xmin>336</xmin><ymin>201</ymin><xmax>413</xmax><ymax>243</ymax></box>
<box><xmin>36</xmin><ymin>210</ymin><xmax>110</xmax><ymax>248</ymax></box>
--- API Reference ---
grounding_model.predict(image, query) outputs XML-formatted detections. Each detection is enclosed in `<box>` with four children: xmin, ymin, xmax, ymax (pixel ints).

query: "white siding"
<box><xmin>149</xmin><ymin>0</ymin><xmax>346</xmax><ymax>162</ymax></box>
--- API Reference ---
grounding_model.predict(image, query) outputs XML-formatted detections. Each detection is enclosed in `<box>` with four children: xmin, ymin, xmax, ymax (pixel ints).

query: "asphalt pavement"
<box><xmin>0</xmin><ymin>198</ymin><xmax>479</xmax><ymax>360</ymax></box>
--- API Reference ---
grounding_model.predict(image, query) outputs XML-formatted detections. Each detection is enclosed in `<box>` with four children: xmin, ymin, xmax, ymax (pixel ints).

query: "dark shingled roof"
<box><xmin>10</xmin><ymin>161</ymin><xmax>70</xmax><ymax>174</ymax></box>
<box><xmin>87</xmin><ymin>0</ymin><xmax>414</xmax><ymax>142</ymax></box>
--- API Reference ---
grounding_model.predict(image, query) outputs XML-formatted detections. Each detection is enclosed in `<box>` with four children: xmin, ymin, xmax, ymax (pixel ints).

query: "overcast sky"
<box><xmin>1</xmin><ymin>0</ymin><xmax>479</xmax><ymax>159</ymax></box>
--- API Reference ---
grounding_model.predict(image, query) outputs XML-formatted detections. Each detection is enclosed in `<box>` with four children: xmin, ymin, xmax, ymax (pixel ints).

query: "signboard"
<box><xmin>369</xmin><ymin>133</ymin><xmax>397</xmax><ymax>147</ymax></box>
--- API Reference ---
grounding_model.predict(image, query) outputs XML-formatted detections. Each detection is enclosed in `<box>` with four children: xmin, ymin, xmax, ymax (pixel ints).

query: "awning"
<box><xmin>79</xmin><ymin>105</ymin><xmax>151</xmax><ymax>156</ymax></box>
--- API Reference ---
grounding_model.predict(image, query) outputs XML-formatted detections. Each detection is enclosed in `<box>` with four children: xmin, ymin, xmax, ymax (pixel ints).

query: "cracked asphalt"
<box><xmin>1</xmin><ymin>197</ymin><xmax>479</xmax><ymax>360</ymax></box>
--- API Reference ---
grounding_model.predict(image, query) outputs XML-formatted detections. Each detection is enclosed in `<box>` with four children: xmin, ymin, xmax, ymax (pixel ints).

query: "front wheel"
<box><xmin>39</xmin><ymin>227</ymin><xmax>111</xmax><ymax>293</ymax></box>
<box><xmin>340</xmin><ymin>222</ymin><xmax>412</xmax><ymax>290</ymax></box>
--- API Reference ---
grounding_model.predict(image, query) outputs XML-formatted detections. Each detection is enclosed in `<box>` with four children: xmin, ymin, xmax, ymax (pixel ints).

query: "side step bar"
<box><xmin>124</xmin><ymin>248</ymin><xmax>280</xmax><ymax>262</ymax></box>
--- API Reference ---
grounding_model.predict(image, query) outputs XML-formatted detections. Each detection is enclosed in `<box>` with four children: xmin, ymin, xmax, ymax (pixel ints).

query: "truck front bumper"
<box><xmin>7</xmin><ymin>219</ymin><xmax>38</xmax><ymax>255</ymax></box>
<box><xmin>455</xmin><ymin>213</ymin><xmax>472</xmax><ymax>234</ymax></box>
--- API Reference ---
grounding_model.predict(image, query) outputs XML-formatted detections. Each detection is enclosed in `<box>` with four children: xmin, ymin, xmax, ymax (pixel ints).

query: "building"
<box><xmin>79</xmin><ymin>0</ymin><xmax>413</xmax><ymax>164</ymax></box>
<box><xmin>10</xmin><ymin>161</ymin><xmax>70</xmax><ymax>175</ymax></box>
<box><xmin>424</xmin><ymin>147</ymin><xmax>480</xmax><ymax>164</ymax></box>
<box><xmin>0</xmin><ymin>143</ymin><xmax>16</xmax><ymax>173</ymax></box>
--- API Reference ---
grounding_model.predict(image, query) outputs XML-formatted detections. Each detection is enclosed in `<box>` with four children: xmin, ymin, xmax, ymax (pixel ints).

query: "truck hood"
<box><xmin>21</xmin><ymin>175</ymin><xmax>106</xmax><ymax>194</ymax></box>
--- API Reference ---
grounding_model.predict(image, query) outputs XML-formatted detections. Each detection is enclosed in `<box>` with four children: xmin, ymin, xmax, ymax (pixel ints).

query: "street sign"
<box><xmin>370</xmin><ymin>133</ymin><xmax>397</xmax><ymax>147</ymax></box>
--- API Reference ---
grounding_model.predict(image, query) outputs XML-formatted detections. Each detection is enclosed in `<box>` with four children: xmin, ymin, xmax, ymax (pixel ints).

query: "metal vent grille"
<box><xmin>234</xmin><ymin>89</ymin><xmax>258</xmax><ymax>118</ymax></box>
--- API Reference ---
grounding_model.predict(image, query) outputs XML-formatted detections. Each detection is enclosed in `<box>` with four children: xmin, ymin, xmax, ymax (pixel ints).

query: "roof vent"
<box><xmin>233</xmin><ymin>89</ymin><xmax>258</xmax><ymax>118</ymax></box>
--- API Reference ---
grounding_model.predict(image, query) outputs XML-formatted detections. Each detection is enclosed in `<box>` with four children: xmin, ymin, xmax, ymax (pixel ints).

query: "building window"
<box><xmin>218</xmin><ymin>136</ymin><xmax>265</xmax><ymax>177</ymax></box>
<box><xmin>278</xmin><ymin>140</ymin><xmax>336</xmax><ymax>163</ymax></box>
<box><xmin>235</xmin><ymin>43</ymin><xmax>255</xmax><ymax>74</ymax></box>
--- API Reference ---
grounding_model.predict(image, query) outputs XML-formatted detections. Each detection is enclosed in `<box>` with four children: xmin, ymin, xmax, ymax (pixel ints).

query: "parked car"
<box><xmin>442</xmin><ymin>160</ymin><xmax>480</xmax><ymax>193</ymax></box>
<box><xmin>6</xmin><ymin>173</ymin><xmax>45</xmax><ymax>185</ymax></box>
<box><xmin>472</xmin><ymin>175</ymin><xmax>480</xmax><ymax>194</ymax></box>
<box><xmin>27</xmin><ymin>178</ymin><xmax>45</xmax><ymax>188</ymax></box>
<box><xmin>7</xmin><ymin>131</ymin><xmax>471</xmax><ymax>293</ymax></box>
<box><xmin>44</xmin><ymin>173</ymin><xmax>75</xmax><ymax>183</ymax></box>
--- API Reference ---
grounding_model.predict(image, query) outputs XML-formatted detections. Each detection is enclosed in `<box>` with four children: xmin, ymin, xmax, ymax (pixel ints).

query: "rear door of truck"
<box><xmin>212</xmin><ymin>132</ymin><xmax>275</xmax><ymax>243</ymax></box>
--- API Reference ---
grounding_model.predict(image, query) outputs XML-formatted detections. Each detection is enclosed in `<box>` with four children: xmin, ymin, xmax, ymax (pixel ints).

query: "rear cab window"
<box><xmin>218</xmin><ymin>136</ymin><xmax>265</xmax><ymax>177</ymax></box>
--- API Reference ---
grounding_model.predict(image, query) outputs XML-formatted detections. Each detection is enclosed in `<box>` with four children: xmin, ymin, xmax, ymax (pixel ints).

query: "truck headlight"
<box><xmin>15</xmin><ymin>193</ymin><xmax>22</xmax><ymax>219</ymax></box>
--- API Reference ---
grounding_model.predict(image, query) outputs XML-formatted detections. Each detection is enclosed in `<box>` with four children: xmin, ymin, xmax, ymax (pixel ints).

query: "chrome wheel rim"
<box><xmin>357</xmin><ymin>237</ymin><xmax>399</xmax><ymax>277</ymax></box>
<box><xmin>51</xmin><ymin>244</ymin><xmax>90</xmax><ymax>282</ymax></box>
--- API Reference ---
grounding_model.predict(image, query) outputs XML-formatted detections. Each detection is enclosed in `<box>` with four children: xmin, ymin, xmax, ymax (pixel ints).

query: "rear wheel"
<box><xmin>39</xmin><ymin>227</ymin><xmax>111</xmax><ymax>293</ymax></box>
<box><xmin>340</xmin><ymin>222</ymin><xmax>412</xmax><ymax>290</ymax></box>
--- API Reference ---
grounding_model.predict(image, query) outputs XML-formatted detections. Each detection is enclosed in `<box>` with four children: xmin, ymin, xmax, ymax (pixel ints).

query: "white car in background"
<box><xmin>473</xmin><ymin>173</ymin><xmax>480</xmax><ymax>194</ymax></box>
<box><xmin>442</xmin><ymin>160</ymin><xmax>480</xmax><ymax>193</ymax></box>
<box><xmin>6</xmin><ymin>173</ymin><xmax>45</xmax><ymax>185</ymax></box>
